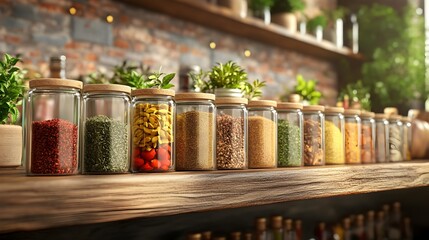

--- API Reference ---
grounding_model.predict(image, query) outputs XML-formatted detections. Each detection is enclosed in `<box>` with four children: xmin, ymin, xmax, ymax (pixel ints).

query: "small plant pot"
<box><xmin>272</xmin><ymin>13</ymin><xmax>297</xmax><ymax>33</ymax></box>
<box><xmin>218</xmin><ymin>0</ymin><xmax>248</xmax><ymax>18</ymax></box>
<box><xmin>214</xmin><ymin>88</ymin><xmax>243</xmax><ymax>98</ymax></box>
<box><xmin>252</xmin><ymin>7</ymin><xmax>271</xmax><ymax>25</ymax></box>
<box><xmin>0</xmin><ymin>125</ymin><xmax>22</xmax><ymax>167</ymax></box>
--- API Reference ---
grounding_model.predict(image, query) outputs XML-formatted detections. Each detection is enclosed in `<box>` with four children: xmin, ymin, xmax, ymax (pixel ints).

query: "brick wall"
<box><xmin>0</xmin><ymin>0</ymin><xmax>338</xmax><ymax>105</ymax></box>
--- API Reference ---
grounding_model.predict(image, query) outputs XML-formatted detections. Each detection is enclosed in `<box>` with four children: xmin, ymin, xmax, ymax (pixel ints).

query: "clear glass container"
<box><xmin>247</xmin><ymin>100</ymin><xmax>277</xmax><ymax>169</ymax></box>
<box><xmin>25</xmin><ymin>79</ymin><xmax>82</xmax><ymax>175</ymax></box>
<box><xmin>277</xmin><ymin>102</ymin><xmax>303</xmax><ymax>167</ymax></box>
<box><xmin>302</xmin><ymin>105</ymin><xmax>325</xmax><ymax>166</ymax></box>
<box><xmin>131</xmin><ymin>89</ymin><xmax>175</xmax><ymax>172</ymax></box>
<box><xmin>388</xmin><ymin>115</ymin><xmax>403</xmax><ymax>162</ymax></box>
<box><xmin>215</xmin><ymin>97</ymin><xmax>248</xmax><ymax>170</ymax></box>
<box><xmin>81</xmin><ymin>84</ymin><xmax>131</xmax><ymax>174</ymax></box>
<box><xmin>324</xmin><ymin>107</ymin><xmax>345</xmax><ymax>165</ymax></box>
<box><xmin>175</xmin><ymin>93</ymin><xmax>216</xmax><ymax>170</ymax></box>
<box><xmin>402</xmin><ymin>117</ymin><xmax>412</xmax><ymax>161</ymax></box>
<box><xmin>361</xmin><ymin>112</ymin><xmax>376</xmax><ymax>164</ymax></box>
<box><xmin>374</xmin><ymin>114</ymin><xmax>389</xmax><ymax>163</ymax></box>
<box><xmin>344</xmin><ymin>109</ymin><xmax>362</xmax><ymax>164</ymax></box>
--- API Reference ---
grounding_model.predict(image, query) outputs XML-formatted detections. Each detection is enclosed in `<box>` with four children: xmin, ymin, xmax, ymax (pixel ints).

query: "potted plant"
<box><xmin>307</xmin><ymin>15</ymin><xmax>328</xmax><ymax>41</ymax></box>
<box><xmin>0</xmin><ymin>54</ymin><xmax>24</xmax><ymax>167</ymax></box>
<box><xmin>325</xmin><ymin>7</ymin><xmax>347</xmax><ymax>47</ymax></box>
<box><xmin>293</xmin><ymin>74</ymin><xmax>322</xmax><ymax>105</ymax></box>
<box><xmin>271</xmin><ymin>0</ymin><xmax>306</xmax><ymax>33</ymax></box>
<box><xmin>249</xmin><ymin>0</ymin><xmax>275</xmax><ymax>25</ymax></box>
<box><xmin>218</xmin><ymin>0</ymin><xmax>248</xmax><ymax>18</ymax></box>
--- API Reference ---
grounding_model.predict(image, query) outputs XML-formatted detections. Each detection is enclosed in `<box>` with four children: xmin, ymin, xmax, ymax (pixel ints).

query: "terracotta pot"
<box><xmin>272</xmin><ymin>13</ymin><xmax>297</xmax><ymax>33</ymax></box>
<box><xmin>0</xmin><ymin>125</ymin><xmax>22</xmax><ymax>167</ymax></box>
<box><xmin>218</xmin><ymin>0</ymin><xmax>247</xmax><ymax>18</ymax></box>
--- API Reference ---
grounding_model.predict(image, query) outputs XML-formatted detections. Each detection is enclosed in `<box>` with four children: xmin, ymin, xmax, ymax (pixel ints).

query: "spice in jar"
<box><xmin>361</xmin><ymin>112</ymin><xmax>375</xmax><ymax>164</ymax></box>
<box><xmin>31</xmin><ymin>118</ymin><xmax>78</xmax><ymax>174</ymax></box>
<box><xmin>216</xmin><ymin>114</ymin><xmax>246</xmax><ymax>169</ymax></box>
<box><xmin>84</xmin><ymin>115</ymin><xmax>129</xmax><ymax>173</ymax></box>
<box><xmin>277</xmin><ymin>120</ymin><xmax>302</xmax><ymax>167</ymax></box>
<box><xmin>304</xmin><ymin>119</ymin><xmax>324</xmax><ymax>165</ymax></box>
<box><xmin>389</xmin><ymin>115</ymin><xmax>403</xmax><ymax>162</ymax></box>
<box><xmin>374</xmin><ymin>114</ymin><xmax>389</xmax><ymax>163</ymax></box>
<box><xmin>344</xmin><ymin>109</ymin><xmax>361</xmax><ymax>164</ymax></box>
<box><xmin>176</xmin><ymin>111</ymin><xmax>215</xmax><ymax>170</ymax></box>
<box><xmin>248</xmin><ymin>115</ymin><xmax>276</xmax><ymax>168</ymax></box>
<box><xmin>133</xmin><ymin>103</ymin><xmax>174</xmax><ymax>172</ymax></box>
<box><xmin>325</xmin><ymin>120</ymin><xmax>345</xmax><ymax>164</ymax></box>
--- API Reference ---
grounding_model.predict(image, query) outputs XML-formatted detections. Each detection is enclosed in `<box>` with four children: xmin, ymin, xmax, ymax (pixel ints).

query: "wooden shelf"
<box><xmin>1</xmin><ymin>161</ymin><xmax>429</xmax><ymax>233</ymax></box>
<box><xmin>122</xmin><ymin>0</ymin><xmax>364</xmax><ymax>62</ymax></box>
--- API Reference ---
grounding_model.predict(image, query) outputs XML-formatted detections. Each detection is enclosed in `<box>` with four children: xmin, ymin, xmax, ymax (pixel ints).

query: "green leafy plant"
<box><xmin>339</xmin><ymin>80</ymin><xmax>371</xmax><ymax>111</ymax></box>
<box><xmin>325</xmin><ymin>7</ymin><xmax>347</xmax><ymax>22</ymax></box>
<box><xmin>271</xmin><ymin>0</ymin><xmax>305</xmax><ymax>14</ymax></box>
<box><xmin>189</xmin><ymin>69</ymin><xmax>211</xmax><ymax>92</ymax></box>
<box><xmin>0</xmin><ymin>54</ymin><xmax>24</xmax><ymax>124</ymax></box>
<box><xmin>124</xmin><ymin>68</ymin><xmax>175</xmax><ymax>90</ymax></box>
<box><xmin>208</xmin><ymin>61</ymin><xmax>248</xmax><ymax>90</ymax></box>
<box><xmin>243</xmin><ymin>79</ymin><xmax>266</xmax><ymax>100</ymax></box>
<box><xmin>307</xmin><ymin>15</ymin><xmax>328</xmax><ymax>32</ymax></box>
<box><xmin>249</xmin><ymin>0</ymin><xmax>275</xmax><ymax>11</ymax></box>
<box><xmin>85</xmin><ymin>61</ymin><xmax>151</xmax><ymax>85</ymax></box>
<box><xmin>293</xmin><ymin>74</ymin><xmax>322</xmax><ymax>104</ymax></box>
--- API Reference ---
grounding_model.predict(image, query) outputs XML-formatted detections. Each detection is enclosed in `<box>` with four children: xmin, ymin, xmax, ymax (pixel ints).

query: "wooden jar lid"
<box><xmin>131</xmin><ymin>88</ymin><xmax>175</xmax><ymax>97</ymax></box>
<box><xmin>302</xmin><ymin>105</ymin><xmax>325</xmax><ymax>112</ymax></box>
<box><xmin>215</xmin><ymin>97</ymin><xmax>248</xmax><ymax>105</ymax></box>
<box><xmin>277</xmin><ymin>102</ymin><xmax>303</xmax><ymax>110</ymax></box>
<box><xmin>344</xmin><ymin>109</ymin><xmax>361</xmax><ymax>116</ymax></box>
<box><xmin>325</xmin><ymin>107</ymin><xmax>344</xmax><ymax>113</ymax></box>
<box><xmin>247</xmin><ymin>100</ymin><xmax>277</xmax><ymax>108</ymax></box>
<box><xmin>175</xmin><ymin>92</ymin><xmax>215</xmax><ymax>101</ymax></box>
<box><xmin>374</xmin><ymin>113</ymin><xmax>388</xmax><ymax>119</ymax></box>
<box><xmin>384</xmin><ymin>107</ymin><xmax>398</xmax><ymax>116</ymax></box>
<box><xmin>389</xmin><ymin>114</ymin><xmax>402</xmax><ymax>120</ymax></box>
<box><xmin>360</xmin><ymin>111</ymin><xmax>375</xmax><ymax>118</ymax></box>
<box><xmin>29</xmin><ymin>78</ymin><xmax>83</xmax><ymax>89</ymax></box>
<box><xmin>83</xmin><ymin>84</ymin><xmax>131</xmax><ymax>94</ymax></box>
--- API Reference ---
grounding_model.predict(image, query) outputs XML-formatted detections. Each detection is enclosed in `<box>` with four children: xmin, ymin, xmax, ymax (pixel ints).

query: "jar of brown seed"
<box><xmin>302</xmin><ymin>105</ymin><xmax>325</xmax><ymax>166</ymax></box>
<box><xmin>215</xmin><ymin>97</ymin><xmax>248</xmax><ymax>170</ymax></box>
<box><xmin>175</xmin><ymin>93</ymin><xmax>216</xmax><ymax>170</ymax></box>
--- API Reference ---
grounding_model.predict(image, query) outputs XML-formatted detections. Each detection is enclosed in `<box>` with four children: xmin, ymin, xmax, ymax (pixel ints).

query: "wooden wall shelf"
<box><xmin>1</xmin><ymin>161</ymin><xmax>429</xmax><ymax>233</ymax></box>
<box><xmin>122</xmin><ymin>0</ymin><xmax>364</xmax><ymax>62</ymax></box>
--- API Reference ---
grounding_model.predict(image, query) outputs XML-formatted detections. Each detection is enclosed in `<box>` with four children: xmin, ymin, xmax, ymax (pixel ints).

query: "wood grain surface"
<box><xmin>1</xmin><ymin>161</ymin><xmax>429</xmax><ymax>233</ymax></box>
<box><xmin>121</xmin><ymin>0</ymin><xmax>364</xmax><ymax>62</ymax></box>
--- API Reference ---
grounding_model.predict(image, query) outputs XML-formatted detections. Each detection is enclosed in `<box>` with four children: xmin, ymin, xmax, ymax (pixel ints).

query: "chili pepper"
<box><xmin>151</xmin><ymin>159</ymin><xmax>161</xmax><ymax>169</ymax></box>
<box><xmin>134</xmin><ymin>148</ymin><xmax>141</xmax><ymax>157</ymax></box>
<box><xmin>142</xmin><ymin>163</ymin><xmax>153</xmax><ymax>171</ymax></box>
<box><xmin>157</xmin><ymin>148</ymin><xmax>170</xmax><ymax>161</ymax></box>
<box><xmin>134</xmin><ymin>157</ymin><xmax>144</xmax><ymax>169</ymax></box>
<box><xmin>141</xmin><ymin>148</ymin><xmax>156</xmax><ymax>161</ymax></box>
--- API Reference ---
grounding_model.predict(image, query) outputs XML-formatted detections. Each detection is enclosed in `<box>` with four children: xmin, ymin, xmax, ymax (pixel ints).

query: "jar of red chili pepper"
<box><xmin>360</xmin><ymin>111</ymin><xmax>376</xmax><ymax>164</ymax></box>
<box><xmin>131</xmin><ymin>89</ymin><xmax>175</xmax><ymax>172</ymax></box>
<box><xmin>82</xmin><ymin>84</ymin><xmax>131</xmax><ymax>174</ymax></box>
<box><xmin>25</xmin><ymin>78</ymin><xmax>82</xmax><ymax>175</ymax></box>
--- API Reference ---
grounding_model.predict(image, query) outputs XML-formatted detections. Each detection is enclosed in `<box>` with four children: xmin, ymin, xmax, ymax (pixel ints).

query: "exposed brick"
<box><xmin>33</xmin><ymin>32</ymin><xmax>69</xmax><ymax>46</ymax></box>
<box><xmin>13</xmin><ymin>3</ymin><xmax>38</xmax><ymax>21</ymax></box>
<box><xmin>114</xmin><ymin>39</ymin><xmax>129</xmax><ymax>49</ymax></box>
<box><xmin>72</xmin><ymin>17</ymin><xmax>113</xmax><ymax>45</ymax></box>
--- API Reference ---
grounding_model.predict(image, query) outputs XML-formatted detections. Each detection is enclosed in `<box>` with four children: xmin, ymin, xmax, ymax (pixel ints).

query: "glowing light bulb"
<box><xmin>106</xmin><ymin>15</ymin><xmax>114</xmax><ymax>23</ymax></box>
<box><xmin>209</xmin><ymin>41</ymin><xmax>216</xmax><ymax>49</ymax></box>
<box><xmin>244</xmin><ymin>49</ymin><xmax>251</xmax><ymax>57</ymax></box>
<box><xmin>69</xmin><ymin>7</ymin><xmax>77</xmax><ymax>15</ymax></box>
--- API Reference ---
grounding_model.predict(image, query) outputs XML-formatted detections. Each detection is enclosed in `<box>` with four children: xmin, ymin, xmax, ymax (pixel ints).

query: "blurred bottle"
<box><xmin>188</xmin><ymin>233</ymin><xmax>202</xmax><ymax>240</ymax></box>
<box><xmin>402</xmin><ymin>217</ymin><xmax>413</xmax><ymax>240</ymax></box>
<box><xmin>49</xmin><ymin>55</ymin><xmax>66</xmax><ymax>79</ymax></box>
<box><xmin>213</xmin><ymin>237</ymin><xmax>226</xmax><ymax>240</ymax></box>
<box><xmin>350</xmin><ymin>14</ymin><xmax>359</xmax><ymax>53</ymax></box>
<box><xmin>343</xmin><ymin>218</ymin><xmax>352</xmax><ymax>240</ymax></box>
<box><xmin>353</xmin><ymin>214</ymin><xmax>367</xmax><ymax>240</ymax></box>
<box><xmin>295</xmin><ymin>220</ymin><xmax>303</xmax><ymax>240</ymax></box>
<box><xmin>314</xmin><ymin>222</ymin><xmax>328</xmax><ymax>240</ymax></box>
<box><xmin>366</xmin><ymin>211</ymin><xmax>375</xmax><ymax>240</ymax></box>
<box><xmin>230</xmin><ymin>231</ymin><xmax>241</xmax><ymax>240</ymax></box>
<box><xmin>179</xmin><ymin>65</ymin><xmax>200</xmax><ymax>92</ymax></box>
<box><xmin>269</xmin><ymin>216</ymin><xmax>283</xmax><ymax>240</ymax></box>
<box><xmin>283</xmin><ymin>219</ymin><xmax>295</xmax><ymax>240</ymax></box>
<box><xmin>388</xmin><ymin>202</ymin><xmax>401</xmax><ymax>240</ymax></box>
<box><xmin>381</xmin><ymin>204</ymin><xmax>390</xmax><ymax>238</ymax></box>
<box><xmin>202</xmin><ymin>231</ymin><xmax>212</xmax><ymax>240</ymax></box>
<box><xmin>255</xmin><ymin>217</ymin><xmax>268</xmax><ymax>240</ymax></box>
<box><xmin>375</xmin><ymin>211</ymin><xmax>385</xmax><ymax>240</ymax></box>
<box><xmin>332</xmin><ymin>223</ymin><xmax>344</xmax><ymax>240</ymax></box>
<box><xmin>244</xmin><ymin>232</ymin><xmax>253</xmax><ymax>240</ymax></box>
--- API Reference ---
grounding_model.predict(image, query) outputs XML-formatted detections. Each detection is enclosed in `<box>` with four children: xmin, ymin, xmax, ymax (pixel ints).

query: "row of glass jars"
<box><xmin>23</xmin><ymin>79</ymin><xmax>413</xmax><ymax>175</ymax></box>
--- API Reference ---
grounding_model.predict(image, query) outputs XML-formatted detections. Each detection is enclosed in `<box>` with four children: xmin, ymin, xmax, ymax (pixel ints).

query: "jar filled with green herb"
<box><xmin>82</xmin><ymin>84</ymin><xmax>131</xmax><ymax>174</ymax></box>
<box><xmin>277</xmin><ymin>102</ymin><xmax>303</xmax><ymax>167</ymax></box>
<box><xmin>324</xmin><ymin>107</ymin><xmax>345</xmax><ymax>165</ymax></box>
<box><xmin>175</xmin><ymin>93</ymin><xmax>216</xmax><ymax>170</ymax></box>
<box><xmin>247</xmin><ymin>100</ymin><xmax>277</xmax><ymax>169</ymax></box>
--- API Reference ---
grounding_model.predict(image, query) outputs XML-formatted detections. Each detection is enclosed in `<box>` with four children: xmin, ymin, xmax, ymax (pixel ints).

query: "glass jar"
<box><xmin>82</xmin><ymin>84</ymin><xmax>131</xmax><ymax>174</ymax></box>
<box><xmin>302</xmin><ymin>105</ymin><xmax>325</xmax><ymax>166</ymax></box>
<box><xmin>344</xmin><ymin>109</ymin><xmax>361</xmax><ymax>164</ymax></box>
<box><xmin>247</xmin><ymin>100</ymin><xmax>277</xmax><ymax>169</ymax></box>
<box><xmin>402</xmin><ymin>117</ymin><xmax>412</xmax><ymax>161</ymax></box>
<box><xmin>131</xmin><ymin>89</ymin><xmax>175</xmax><ymax>172</ymax></box>
<box><xmin>388</xmin><ymin>115</ymin><xmax>403</xmax><ymax>162</ymax></box>
<box><xmin>360</xmin><ymin>112</ymin><xmax>376</xmax><ymax>164</ymax></box>
<box><xmin>25</xmin><ymin>79</ymin><xmax>82</xmax><ymax>175</ymax></box>
<box><xmin>324</xmin><ymin>107</ymin><xmax>345</xmax><ymax>165</ymax></box>
<box><xmin>175</xmin><ymin>93</ymin><xmax>216</xmax><ymax>170</ymax></box>
<box><xmin>215</xmin><ymin>97</ymin><xmax>248</xmax><ymax>170</ymax></box>
<box><xmin>277</xmin><ymin>102</ymin><xmax>303</xmax><ymax>167</ymax></box>
<box><xmin>374</xmin><ymin>114</ymin><xmax>389</xmax><ymax>163</ymax></box>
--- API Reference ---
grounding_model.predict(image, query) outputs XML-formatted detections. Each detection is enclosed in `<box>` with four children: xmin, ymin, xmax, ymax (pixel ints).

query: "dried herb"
<box><xmin>83</xmin><ymin>115</ymin><xmax>129</xmax><ymax>173</ymax></box>
<box><xmin>345</xmin><ymin>122</ymin><xmax>361</xmax><ymax>164</ymax></box>
<box><xmin>277</xmin><ymin>120</ymin><xmax>302</xmax><ymax>167</ymax></box>
<box><xmin>216</xmin><ymin>114</ymin><xmax>246</xmax><ymax>169</ymax></box>
<box><xmin>31</xmin><ymin>119</ymin><xmax>78</xmax><ymax>175</ymax></box>
<box><xmin>248</xmin><ymin>116</ymin><xmax>276</xmax><ymax>168</ymax></box>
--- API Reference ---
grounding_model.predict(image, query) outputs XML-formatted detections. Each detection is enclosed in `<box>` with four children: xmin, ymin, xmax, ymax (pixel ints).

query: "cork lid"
<box><xmin>384</xmin><ymin>107</ymin><xmax>398</xmax><ymax>116</ymax></box>
<box><xmin>248</xmin><ymin>100</ymin><xmax>277</xmax><ymax>108</ymax></box>
<box><xmin>215</xmin><ymin>97</ymin><xmax>248</xmax><ymax>105</ymax></box>
<box><xmin>302</xmin><ymin>105</ymin><xmax>325</xmax><ymax>112</ymax></box>
<box><xmin>325</xmin><ymin>107</ymin><xmax>344</xmax><ymax>113</ymax></box>
<box><xmin>83</xmin><ymin>84</ymin><xmax>131</xmax><ymax>94</ymax></box>
<box><xmin>187</xmin><ymin>233</ymin><xmax>202</xmax><ymax>240</ymax></box>
<box><xmin>288</xmin><ymin>94</ymin><xmax>301</xmax><ymax>103</ymax></box>
<box><xmin>29</xmin><ymin>78</ymin><xmax>83</xmax><ymax>89</ymax></box>
<box><xmin>283</xmin><ymin>219</ymin><xmax>293</xmax><ymax>230</ymax></box>
<box><xmin>271</xmin><ymin>216</ymin><xmax>283</xmax><ymax>229</ymax></box>
<box><xmin>175</xmin><ymin>92</ymin><xmax>215</xmax><ymax>101</ymax></box>
<box><xmin>277</xmin><ymin>102</ymin><xmax>303</xmax><ymax>110</ymax></box>
<box><xmin>255</xmin><ymin>218</ymin><xmax>267</xmax><ymax>231</ymax></box>
<box><xmin>360</xmin><ymin>111</ymin><xmax>375</xmax><ymax>118</ymax></box>
<box><xmin>401</xmin><ymin>116</ymin><xmax>411</xmax><ymax>122</ymax></box>
<box><xmin>131</xmin><ymin>88</ymin><xmax>175</xmax><ymax>97</ymax></box>
<box><xmin>374</xmin><ymin>113</ymin><xmax>388</xmax><ymax>119</ymax></box>
<box><xmin>389</xmin><ymin>114</ymin><xmax>402</xmax><ymax>120</ymax></box>
<box><xmin>344</xmin><ymin>109</ymin><xmax>361</xmax><ymax>116</ymax></box>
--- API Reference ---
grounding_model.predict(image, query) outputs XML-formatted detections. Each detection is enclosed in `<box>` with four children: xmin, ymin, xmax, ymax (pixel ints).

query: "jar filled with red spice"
<box><xmin>131</xmin><ymin>89</ymin><xmax>175</xmax><ymax>172</ymax></box>
<box><xmin>360</xmin><ymin>111</ymin><xmax>376</xmax><ymax>164</ymax></box>
<box><xmin>25</xmin><ymin>79</ymin><xmax>82</xmax><ymax>175</ymax></box>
